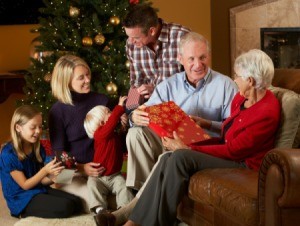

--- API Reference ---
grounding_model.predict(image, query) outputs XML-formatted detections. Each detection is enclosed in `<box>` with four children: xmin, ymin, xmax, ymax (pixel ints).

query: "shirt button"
<box><xmin>239</xmin><ymin>119</ymin><xmax>242</xmax><ymax>122</ymax></box>
<box><xmin>225</xmin><ymin>140</ymin><xmax>227</xmax><ymax>143</ymax></box>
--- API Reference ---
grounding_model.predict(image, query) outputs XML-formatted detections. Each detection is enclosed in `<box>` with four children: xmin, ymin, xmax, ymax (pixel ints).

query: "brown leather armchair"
<box><xmin>177</xmin><ymin>69</ymin><xmax>300</xmax><ymax>226</ymax></box>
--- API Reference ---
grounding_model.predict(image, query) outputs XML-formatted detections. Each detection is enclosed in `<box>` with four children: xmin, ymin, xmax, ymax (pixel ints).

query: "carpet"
<box><xmin>14</xmin><ymin>214</ymin><xmax>96</xmax><ymax>226</ymax></box>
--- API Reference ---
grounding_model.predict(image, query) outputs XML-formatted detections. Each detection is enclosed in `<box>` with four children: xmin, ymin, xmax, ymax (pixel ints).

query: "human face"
<box><xmin>178</xmin><ymin>40</ymin><xmax>210</xmax><ymax>87</ymax></box>
<box><xmin>70</xmin><ymin>65</ymin><xmax>91</xmax><ymax>94</ymax></box>
<box><xmin>234</xmin><ymin>70</ymin><xmax>251</xmax><ymax>98</ymax></box>
<box><xmin>16</xmin><ymin>114</ymin><xmax>42</xmax><ymax>145</ymax></box>
<box><xmin>124</xmin><ymin>27</ymin><xmax>154</xmax><ymax>48</ymax></box>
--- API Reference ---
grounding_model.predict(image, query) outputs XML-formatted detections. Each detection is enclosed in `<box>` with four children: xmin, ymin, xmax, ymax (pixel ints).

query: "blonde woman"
<box><xmin>48</xmin><ymin>55</ymin><xmax>110</xmax><ymax>211</ymax></box>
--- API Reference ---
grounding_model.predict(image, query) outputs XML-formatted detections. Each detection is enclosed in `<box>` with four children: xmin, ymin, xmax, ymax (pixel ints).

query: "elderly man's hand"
<box><xmin>131</xmin><ymin>105</ymin><xmax>149</xmax><ymax>126</ymax></box>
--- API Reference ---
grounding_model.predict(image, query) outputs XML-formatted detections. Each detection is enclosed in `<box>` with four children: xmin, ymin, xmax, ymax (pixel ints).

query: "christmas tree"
<box><xmin>20</xmin><ymin>0</ymin><xmax>150</xmax><ymax>128</ymax></box>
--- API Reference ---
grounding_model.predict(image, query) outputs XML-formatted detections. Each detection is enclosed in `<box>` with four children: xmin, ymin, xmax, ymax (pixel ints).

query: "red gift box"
<box><xmin>126</xmin><ymin>87</ymin><xmax>144</xmax><ymax>110</ymax></box>
<box><xmin>144</xmin><ymin>101</ymin><xmax>211</xmax><ymax>145</ymax></box>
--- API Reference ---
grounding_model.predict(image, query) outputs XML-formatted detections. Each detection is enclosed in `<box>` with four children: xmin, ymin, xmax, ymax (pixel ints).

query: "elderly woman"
<box><xmin>116</xmin><ymin>49</ymin><xmax>281</xmax><ymax>226</ymax></box>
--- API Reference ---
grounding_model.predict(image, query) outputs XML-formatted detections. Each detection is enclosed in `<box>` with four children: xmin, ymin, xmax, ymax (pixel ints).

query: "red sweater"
<box><xmin>93</xmin><ymin>105</ymin><xmax>125</xmax><ymax>176</ymax></box>
<box><xmin>189</xmin><ymin>90</ymin><xmax>280</xmax><ymax>170</ymax></box>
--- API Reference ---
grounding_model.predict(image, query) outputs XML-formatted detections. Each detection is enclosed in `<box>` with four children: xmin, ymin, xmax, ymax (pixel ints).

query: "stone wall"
<box><xmin>230</xmin><ymin>0</ymin><xmax>300</xmax><ymax>72</ymax></box>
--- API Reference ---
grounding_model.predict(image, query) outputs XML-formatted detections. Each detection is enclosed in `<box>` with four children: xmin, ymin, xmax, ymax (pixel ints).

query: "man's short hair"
<box><xmin>123</xmin><ymin>4</ymin><xmax>159</xmax><ymax>34</ymax></box>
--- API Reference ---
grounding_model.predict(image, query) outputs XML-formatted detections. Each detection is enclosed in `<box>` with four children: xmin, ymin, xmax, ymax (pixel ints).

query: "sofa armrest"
<box><xmin>258</xmin><ymin>148</ymin><xmax>300</xmax><ymax>226</ymax></box>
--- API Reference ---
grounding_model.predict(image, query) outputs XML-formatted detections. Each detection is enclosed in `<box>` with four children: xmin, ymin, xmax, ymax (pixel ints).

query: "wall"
<box><xmin>0</xmin><ymin>1</ymin><xmax>211</xmax><ymax>144</ymax></box>
<box><xmin>152</xmin><ymin>0</ymin><xmax>211</xmax><ymax>42</ymax></box>
<box><xmin>0</xmin><ymin>25</ymin><xmax>38</xmax><ymax>72</ymax></box>
<box><xmin>211</xmin><ymin>0</ymin><xmax>251</xmax><ymax>76</ymax></box>
<box><xmin>230</xmin><ymin>0</ymin><xmax>300</xmax><ymax>71</ymax></box>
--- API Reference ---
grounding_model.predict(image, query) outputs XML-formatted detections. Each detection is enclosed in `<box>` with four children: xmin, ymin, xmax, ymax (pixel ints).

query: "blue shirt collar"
<box><xmin>183</xmin><ymin>68</ymin><xmax>211</xmax><ymax>89</ymax></box>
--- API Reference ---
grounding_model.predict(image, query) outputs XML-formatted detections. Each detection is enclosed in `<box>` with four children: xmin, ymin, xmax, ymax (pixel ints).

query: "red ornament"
<box><xmin>129</xmin><ymin>0</ymin><xmax>139</xmax><ymax>4</ymax></box>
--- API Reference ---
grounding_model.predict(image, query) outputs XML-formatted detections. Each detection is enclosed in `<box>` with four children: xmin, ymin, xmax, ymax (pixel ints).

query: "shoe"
<box><xmin>94</xmin><ymin>211</ymin><xmax>116</xmax><ymax>226</ymax></box>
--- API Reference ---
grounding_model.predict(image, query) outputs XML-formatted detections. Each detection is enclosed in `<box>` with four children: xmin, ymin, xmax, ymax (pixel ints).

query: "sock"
<box><xmin>113</xmin><ymin>197</ymin><xmax>138</xmax><ymax>225</ymax></box>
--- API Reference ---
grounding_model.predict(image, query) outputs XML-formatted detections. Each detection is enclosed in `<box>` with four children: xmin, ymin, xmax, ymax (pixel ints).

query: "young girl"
<box><xmin>0</xmin><ymin>105</ymin><xmax>83</xmax><ymax>218</ymax></box>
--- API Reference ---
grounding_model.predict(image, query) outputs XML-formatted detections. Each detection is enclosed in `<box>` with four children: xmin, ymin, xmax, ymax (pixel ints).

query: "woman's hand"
<box><xmin>43</xmin><ymin>157</ymin><xmax>64</xmax><ymax>176</ymax></box>
<box><xmin>83</xmin><ymin>162</ymin><xmax>106</xmax><ymax>177</ymax></box>
<box><xmin>190</xmin><ymin>115</ymin><xmax>212</xmax><ymax>129</ymax></box>
<box><xmin>131</xmin><ymin>105</ymin><xmax>149</xmax><ymax>126</ymax></box>
<box><xmin>162</xmin><ymin>131</ymin><xmax>189</xmax><ymax>151</ymax></box>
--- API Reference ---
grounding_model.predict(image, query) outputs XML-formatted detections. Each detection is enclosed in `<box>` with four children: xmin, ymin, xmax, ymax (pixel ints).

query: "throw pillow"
<box><xmin>269</xmin><ymin>86</ymin><xmax>300</xmax><ymax>148</ymax></box>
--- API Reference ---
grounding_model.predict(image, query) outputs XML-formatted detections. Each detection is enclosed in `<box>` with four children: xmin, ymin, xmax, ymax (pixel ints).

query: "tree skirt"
<box><xmin>14</xmin><ymin>214</ymin><xmax>95</xmax><ymax>226</ymax></box>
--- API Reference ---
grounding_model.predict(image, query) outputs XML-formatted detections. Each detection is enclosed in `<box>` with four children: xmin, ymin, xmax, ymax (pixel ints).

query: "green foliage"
<box><xmin>20</xmin><ymin>0</ymin><xmax>150</xmax><ymax>128</ymax></box>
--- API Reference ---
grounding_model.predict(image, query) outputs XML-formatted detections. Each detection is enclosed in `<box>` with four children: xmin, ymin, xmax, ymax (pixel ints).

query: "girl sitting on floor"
<box><xmin>0</xmin><ymin>105</ymin><xmax>82</xmax><ymax>218</ymax></box>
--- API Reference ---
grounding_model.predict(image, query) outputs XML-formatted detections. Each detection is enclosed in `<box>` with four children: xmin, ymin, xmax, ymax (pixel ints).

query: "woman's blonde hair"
<box><xmin>234</xmin><ymin>49</ymin><xmax>274</xmax><ymax>90</ymax></box>
<box><xmin>51</xmin><ymin>55</ymin><xmax>90</xmax><ymax>105</ymax></box>
<box><xmin>10</xmin><ymin>105</ymin><xmax>42</xmax><ymax>162</ymax></box>
<box><xmin>84</xmin><ymin>106</ymin><xmax>109</xmax><ymax>138</ymax></box>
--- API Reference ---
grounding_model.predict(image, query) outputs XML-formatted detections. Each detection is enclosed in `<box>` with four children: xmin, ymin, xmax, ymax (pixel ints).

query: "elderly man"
<box><xmin>126</xmin><ymin>32</ymin><xmax>238</xmax><ymax>190</ymax></box>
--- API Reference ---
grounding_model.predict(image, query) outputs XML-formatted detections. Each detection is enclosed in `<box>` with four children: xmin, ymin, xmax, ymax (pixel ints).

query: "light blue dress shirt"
<box><xmin>145</xmin><ymin>69</ymin><xmax>238</xmax><ymax>137</ymax></box>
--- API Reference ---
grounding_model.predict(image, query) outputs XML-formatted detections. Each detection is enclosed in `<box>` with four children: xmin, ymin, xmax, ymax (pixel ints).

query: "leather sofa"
<box><xmin>177</xmin><ymin>69</ymin><xmax>300</xmax><ymax>226</ymax></box>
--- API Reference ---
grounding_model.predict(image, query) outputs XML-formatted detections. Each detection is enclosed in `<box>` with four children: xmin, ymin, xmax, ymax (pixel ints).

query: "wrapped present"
<box><xmin>144</xmin><ymin>101</ymin><xmax>211</xmax><ymax>145</ymax></box>
<box><xmin>55</xmin><ymin>151</ymin><xmax>77</xmax><ymax>169</ymax></box>
<box><xmin>126</xmin><ymin>87</ymin><xmax>144</xmax><ymax>110</ymax></box>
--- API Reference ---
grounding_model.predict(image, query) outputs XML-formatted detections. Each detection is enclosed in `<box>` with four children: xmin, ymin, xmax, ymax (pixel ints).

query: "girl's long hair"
<box><xmin>10</xmin><ymin>105</ymin><xmax>42</xmax><ymax>162</ymax></box>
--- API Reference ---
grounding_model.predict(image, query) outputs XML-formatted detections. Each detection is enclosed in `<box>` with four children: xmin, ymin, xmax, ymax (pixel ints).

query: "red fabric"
<box><xmin>40</xmin><ymin>139</ymin><xmax>52</xmax><ymax>156</ymax></box>
<box><xmin>93</xmin><ymin>105</ymin><xmax>125</xmax><ymax>176</ymax></box>
<box><xmin>129</xmin><ymin>0</ymin><xmax>139</xmax><ymax>4</ymax></box>
<box><xmin>189</xmin><ymin>90</ymin><xmax>281</xmax><ymax>171</ymax></box>
<box><xmin>145</xmin><ymin>101</ymin><xmax>210</xmax><ymax>145</ymax></box>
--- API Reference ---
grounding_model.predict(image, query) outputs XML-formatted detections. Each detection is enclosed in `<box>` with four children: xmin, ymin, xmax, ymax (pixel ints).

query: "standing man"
<box><xmin>123</xmin><ymin>3</ymin><xmax>190</xmax><ymax>99</ymax></box>
<box><xmin>125</xmin><ymin>32</ymin><xmax>238</xmax><ymax>190</ymax></box>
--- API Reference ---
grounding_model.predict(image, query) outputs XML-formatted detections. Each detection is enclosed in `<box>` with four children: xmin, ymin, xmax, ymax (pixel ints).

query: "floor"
<box><xmin>0</xmin><ymin>182</ymin><xmax>189</xmax><ymax>226</ymax></box>
<box><xmin>0</xmin><ymin>183</ymin><xmax>19</xmax><ymax>226</ymax></box>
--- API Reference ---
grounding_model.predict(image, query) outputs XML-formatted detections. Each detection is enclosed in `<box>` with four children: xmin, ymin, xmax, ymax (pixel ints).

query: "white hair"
<box><xmin>84</xmin><ymin>106</ymin><xmax>109</xmax><ymax>138</ymax></box>
<box><xmin>234</xmin><ymin>49</ymin><xmax>274</xmax><ymax>90</ymax></box>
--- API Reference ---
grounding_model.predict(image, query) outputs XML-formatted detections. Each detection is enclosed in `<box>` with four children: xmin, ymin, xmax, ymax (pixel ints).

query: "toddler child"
<box><xmin>84</xmin><ymin>96</ymin><xmax>133</xmax><ymax>222</ymax></box>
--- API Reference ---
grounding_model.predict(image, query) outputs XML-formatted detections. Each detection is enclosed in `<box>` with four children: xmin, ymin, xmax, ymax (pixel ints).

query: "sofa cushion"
<box><xmin>269</xmin><ymin>86</ymin><xmax>300</xmax><ymax>148</ymax></box>
<box><xmin>188</xmin><ymin>168</ymin><xmax>258</xmax><ymax>226</ymax></box>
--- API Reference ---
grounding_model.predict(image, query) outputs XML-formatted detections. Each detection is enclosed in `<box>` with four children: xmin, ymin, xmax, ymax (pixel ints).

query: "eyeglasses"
<box><xmin>234</xmin><ymin>73</ymin><xmax>242</xmax><ymax>79</ymax></box>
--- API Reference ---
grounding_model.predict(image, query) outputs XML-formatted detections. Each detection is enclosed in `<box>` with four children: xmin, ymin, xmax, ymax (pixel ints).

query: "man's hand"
<box><xmin>162</xmin><ymin>131</ymin><xmax>189</xmax><ymax>151</ymax></box>
<box><xmin>131</xmin><ymin>105</ymin><xmax>149</xmax><ymax>126</ymax></box>
<box><xmin>137</xmin><ymin>84</ymin><xmax>154</xmax><ymax>99</ymax></box>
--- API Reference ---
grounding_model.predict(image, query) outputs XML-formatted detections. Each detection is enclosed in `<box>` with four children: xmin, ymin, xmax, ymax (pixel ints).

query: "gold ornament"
<box><xmin>125</xmin><ymin>60</ymin><xmax>131</xmax><ymax>69</ymax></box>
<box><xmin>106</xmin><ymin>82</ymin><xmax>118</xmax><ymax>95</ymax></box>
<box><xmin>82</xmin><ymin>36</ymin><xmax>93</xmax><ymax>46</ymax></box>
<box><xmin>44</xmin><ymin>73</ymin><xmax>52</xmax><ymax>82</ymax></box>
<box><xmin>94</xmin><ymin>34</ymin><xmax>105</xmax><ymax>45</ymax></box>
<box><xmin>69</xmin><ymin>6</ymin><xmax>80</xmax><ymax>17</ymax></box>
<box><xmin>109</xmin><ymin>16</ymin><xmax>120</xmax><ymax>25</ymax></box>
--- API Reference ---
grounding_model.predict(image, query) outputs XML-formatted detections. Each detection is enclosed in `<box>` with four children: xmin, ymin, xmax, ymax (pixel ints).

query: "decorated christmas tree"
<box><xmin>20</xmin><ymin>0</ymin><xmax>149</xmax><ymax>128</ymax></box>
